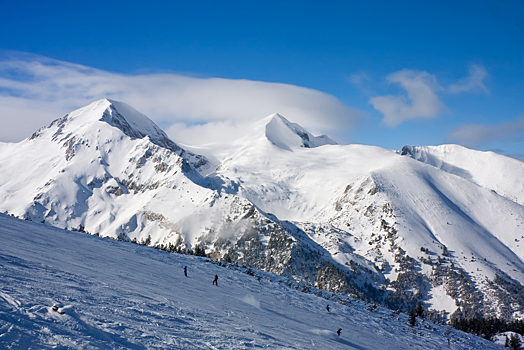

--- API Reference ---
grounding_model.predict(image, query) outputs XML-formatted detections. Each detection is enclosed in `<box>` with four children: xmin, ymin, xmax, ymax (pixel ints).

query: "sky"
<box><xmin>0</xmin><ymin>0</ymin><xmax>523</xmax><ymax>159</ymax></box>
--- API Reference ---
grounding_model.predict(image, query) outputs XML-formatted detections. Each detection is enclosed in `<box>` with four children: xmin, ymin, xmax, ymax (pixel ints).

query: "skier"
<box><xmin>326</xmin><ymin>305</ymin><xmax>330</xmax><ymax>312</ymax></box>
<box><xmin>184</xmin><ymin>266</ymin><xmax>187</xmax><ymax>277</ymax></box>
<box><xmin>213</xmin><ymin>274</ymin><xmax>218</xmax><ymax>286</ymax></box>
<box><xmin>337</xmin><ymin>328</ymin><xmax>341</xmax><ymax>336</ymax></box>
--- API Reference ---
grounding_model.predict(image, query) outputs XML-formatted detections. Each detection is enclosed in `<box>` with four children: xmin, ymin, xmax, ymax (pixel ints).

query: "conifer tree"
<box><xmin>409</xmin><ymin>308</ymin><xmax>417</xmax><ymax>327</ymax></box>
<box><xmin>509</xmin><ymin>333</ymin><xmax>521</xmax><ymax>350</ymax></box>
<box><xmin>415</xmin><ymin>301</ymin><xmax>424</xmax><ymax>318</ymax></box>
<box><xmin>442</xmin><ymin>245</ymin><xmax>448</xmax><ymax>256</ymax></box>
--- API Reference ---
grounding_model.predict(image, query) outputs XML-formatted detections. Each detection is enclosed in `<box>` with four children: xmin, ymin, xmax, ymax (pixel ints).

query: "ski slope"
<box><xmin>0</xmin><ymin>214</ymin><xmax>502</xmax><ymax>349</ymax></box>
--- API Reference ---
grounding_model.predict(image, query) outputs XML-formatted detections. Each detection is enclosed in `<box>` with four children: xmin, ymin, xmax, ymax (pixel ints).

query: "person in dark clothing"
<box><xmin>337</xmin><ymin>328</ymin><xmax>341</xmax><ymax>336</ymax></box>
<box><xmin>213</xmin><ymin>274</ymin><xmax>218</xmax><ymax>286</ymax></box>
<box><xmin>184</xmin><ymin>266</ymin><xmax>187</xmax><ymax>277</ymax></box>
<box><xmin>326</xmin><ymin>305</ymin><xmax>330</xmax><ymax>312</ymax></box>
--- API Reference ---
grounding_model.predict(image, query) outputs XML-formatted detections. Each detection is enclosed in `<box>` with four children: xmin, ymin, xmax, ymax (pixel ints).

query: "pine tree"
<box><xmin>509</xmin><ymin>333</ymin><xmax>521</xmax><ymax>350</ymax></box>
<box><xmin>415</xmin><ymin>301</ymin><xmax>424</xmax><ymax>318</ymax></box>
<box><xmin>442</xmin><ymin>245</ymin><xmax>448</xmax><ymax>256</ymax></box>
<box><xmin>193</xmin><ymin>245</ymin><xmax>206</xmax><ymax>257</ymax></box>
<box><xmin>409</xmin><ymin>308</ymin><xmax>417</xmax><ymax>327</ymax></box>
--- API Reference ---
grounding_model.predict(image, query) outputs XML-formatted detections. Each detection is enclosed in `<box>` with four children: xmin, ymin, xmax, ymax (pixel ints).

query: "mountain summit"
<box><xmin>263</xmin><ymin>113</ymin><xmax>337</xmax><ymax>151</ymax></box>
<box><xmin>0</xmin><ymin>99</ymin><xmax>210</xmax><ymax>231</ymax></box>
<box><xmin>30</xmin><ymin>99</ymin><xmax>196</xmax><ymax>158</ymax></box>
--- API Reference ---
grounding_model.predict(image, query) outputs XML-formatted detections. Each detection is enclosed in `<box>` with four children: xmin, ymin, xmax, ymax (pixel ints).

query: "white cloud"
<box><xmin>369</xmin><ymin>70</ymin><xmax>443</xmax><ymax>127</ymax></box>
<box><xmin>446</xmin><ymin>116</ymin><xmax>524</xmax><ymax>149</ymax></box>
<box><xmin>348</xmin><ymin>72</ymin><xmax>370</xmax><ymax>86</ymax></box>
<box><xmin>0</xmin><ymin>53</ymin><xmax>360</xmax><ymax>144</ymax></box>
<box><xmin>448</xmin><ymin>64</ymin><xmax>489</xmax><ymax>94</ymax></box>
<box><xmin>369</xmin><ymin>65</ymin><xmax>489</xmax><ymax>127</ymax></box>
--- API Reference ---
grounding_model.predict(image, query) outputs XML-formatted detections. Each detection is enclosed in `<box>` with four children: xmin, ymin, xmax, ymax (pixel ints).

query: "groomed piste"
<box><xmin>0</xmin><ymin>213</ymin><xmax>503</xmax><ymax>349</ymax></box>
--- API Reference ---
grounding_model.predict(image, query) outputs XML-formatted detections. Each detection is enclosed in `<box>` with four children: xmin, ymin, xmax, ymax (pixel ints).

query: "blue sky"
<box><xmin>1</xmin><ymin>0</ymin><xmax>523</xmax><ymax>159</ymax></box>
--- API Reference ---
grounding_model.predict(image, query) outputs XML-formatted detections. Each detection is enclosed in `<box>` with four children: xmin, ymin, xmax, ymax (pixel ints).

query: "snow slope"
<box><xmin>0</xmin><ymin>213</ymin><xmax>502</xmax><ymax>349</ymax></box>
<box><xmin>401</xmin><ymin>144</ymin><xmax>524</xmax><ymax>206</ymax></box>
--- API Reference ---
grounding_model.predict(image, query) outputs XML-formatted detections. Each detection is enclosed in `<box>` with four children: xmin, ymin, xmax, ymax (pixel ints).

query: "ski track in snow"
<box><xmin>0</xmin><ymin>214</ymin><xmax>501</xmax><ymax>349</ymax></box>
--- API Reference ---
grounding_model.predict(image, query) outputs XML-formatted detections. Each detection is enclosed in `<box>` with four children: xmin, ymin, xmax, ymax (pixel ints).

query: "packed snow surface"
<box><xmin>0</xmin><ymin>214</ymin><xmax>502</xmax><ymax>349</ymax></box>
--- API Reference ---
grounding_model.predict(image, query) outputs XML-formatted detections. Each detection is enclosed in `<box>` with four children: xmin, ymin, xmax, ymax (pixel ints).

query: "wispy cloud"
<box><xmin>370</xmin><ymin>64</ymin><xmax>489</xmax><ymax>127</ymax></box>
<box><xmin>448</xmin><ymin>64</ymin><xmax>489</xmax><ymax>94</ymax></box>
<box><xmin>446</xmin><ymin>116</ymin><xmax>524</xmax><ymax>149</ymax></box>
<box><xmin>369</xmin><ymin>70</ymin><xmax>443</xmax><ymax>127</ymax></box>
<box><xmin>0</xmin><ymin>52</ymin><xmax>360</xmax><ymax>144</ymax></box>
<box><xmin>348</xmin><ymin>72</ymin><xmax>370</xmax><ymax>86</ymax></box>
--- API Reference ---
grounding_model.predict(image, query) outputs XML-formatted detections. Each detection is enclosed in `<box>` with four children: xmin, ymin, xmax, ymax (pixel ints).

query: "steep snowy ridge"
<box><xmin>312</xmin><ymin>158</ymin><xmax>524</xmax><ymax>317</ymax></box>
<box><xmin>217</xmin><ymin>142</ymin><xmax>400</xmax><ymax>222</ymax></box>
<box><xmin>32</xmin><ymin>99</ymin><xmax>209</xmax><ymax>170</ymax></box>
<box><xmin>401</xmin><ymin>144</ymin><xmax>524</xmax><ymax>206</ymax></box>
<box><xmin>1</xmin><ymin>99</ymin><xmax>524</xmax><ymax>324</ymax></box>
<box><xmin>0</xmin><ymin>99</ymin><xmax>211</xmax><ymax>235</ymax></box>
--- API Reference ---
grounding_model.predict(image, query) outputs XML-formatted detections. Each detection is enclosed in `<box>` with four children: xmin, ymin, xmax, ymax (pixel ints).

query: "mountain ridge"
<box><xmin>401</xmin><ymin>144</ymin><xmax>524</xmax><ymax>206</ymax></box>
<box><xmin>1</xmin><ymin>99</ymin><xmax>523</xmax><ymax>322</ymax></box>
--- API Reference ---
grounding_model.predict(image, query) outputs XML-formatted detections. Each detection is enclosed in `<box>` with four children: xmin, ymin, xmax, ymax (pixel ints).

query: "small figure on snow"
<box><xmin>213</xmin><ymin>274</ymin><xmax>218</xmax><ymax>286</ymax></box>
<box><xmin>337</xmin><ymin>328</ymin><xmax>341</xmax><ymax>336</ymax></box>
<box><xmin>52</xmin><ymin>305</ymin><xmax>65</xmax><ymax>315</ymax></box>
<box><xmin>184</xmin><ymin>266</ymin><xmax>188</xmax><ymax>277</ymax></box>
<box><xmin>326</xmin><ymin>305</ymin><xmax>330</xmax><ymax>312</ymax></box>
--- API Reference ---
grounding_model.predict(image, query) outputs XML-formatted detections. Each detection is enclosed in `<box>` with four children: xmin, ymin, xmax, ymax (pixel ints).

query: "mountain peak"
<box><xmin>26</xmin><ymin>99</ymin><xmax>210</xmax><ymax>172</ymax></box>
<box><xmin>263</xmin><ymin>113</ymin><xmax>337</xmax><ymax>151</ymax></box>
<box><xmin>74</xmin><ymin>99</ymin><xmax>167</xmax><ymax>142</ymax></box>
<box><xmin>41</xmin><ymin>99</ymin><xmax>185</xmax><ymax>154</ymax></box>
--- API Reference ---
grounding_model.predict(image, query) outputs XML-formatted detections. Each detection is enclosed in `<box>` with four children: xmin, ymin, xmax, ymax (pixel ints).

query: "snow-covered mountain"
<box><xmin>401</xmin><ymin>144</ymin><xmax>524</xmax><ymax>206</ymax></box>
<box><xmin>1</xmin><ymin>99</ymin><xmax>523</xmax><ymax>323</ymax></box>
<box><xmin>1</xmin><ymin>213</ymin><xmax>507</xmax><ymax>349</ymax></box>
